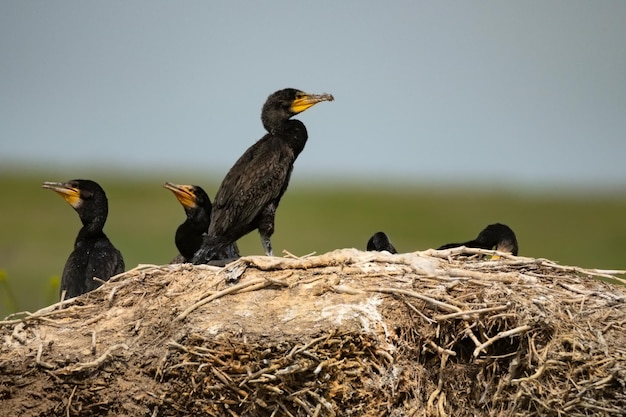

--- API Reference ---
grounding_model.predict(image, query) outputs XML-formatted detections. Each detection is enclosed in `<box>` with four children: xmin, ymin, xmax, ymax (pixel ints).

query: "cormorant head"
<box><xmin>261</xmin><ymin>88</ymin><xmax>334</xmax><ymax>133</ymax></box>
<box><xmin>476</xmin><ymin>223</ymin><xmax>519</xmax><ymax>256</ymax></box>
<box><xmin>366</xmin><ymin>231</ymin><xmax>398</xmax><ymax>254</ymax></box>
<box><xmin>42</xmin><ymin>179</ymin><xmax>109</xmax><ymax>226</ymax></box>
<box><xmin>163</xmin><ymin>182</ymin><xmax>212</xmax><ymax>219</ymax></box>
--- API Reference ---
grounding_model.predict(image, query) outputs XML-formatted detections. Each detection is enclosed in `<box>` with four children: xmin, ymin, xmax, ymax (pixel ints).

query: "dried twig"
<box><xmin>36</xmin><ymin>343</ymin><xmax>54</xmax><ymax>369</ymax></box>
<box><xmin>364</xmin><ymin>287</ymin><xmax>461</xmax><ymax>313</ymax></box>
<box><xmin>55</xmin><ymin>344</ymin><xmax>128</xmax><ymax>374</ymax></box>
<box><xmin>426</xmin><ymin>340</ymin><xmax>457</xmax><ymax>357</ymax></box>
<box><xmin>473</xmin><ymin>325</ymin><xmax>532</xmax><ymax>357</ymax></box>
<box><xmin>434</xmin><ymin>304</ymin><xmax>510</xmax><ymax>321</ymax></box>
<box><xmin>66</xmin><ymin>385</ymin><xmax>77</xmax><ymax>417</ymax></box>
<box><xmin>511</xmin><ymin>360</ymin><xmax>560</xmax><ymax>384</ymax></box>
<box><xmin>404</xmin><ymin>299</ymin><xmax>436</xmax><ymax>324</ymax></box>
<box><xmin>175</xmin><ymin>278</ymin><xmax>270</xmax><ymax>321</ymax></box>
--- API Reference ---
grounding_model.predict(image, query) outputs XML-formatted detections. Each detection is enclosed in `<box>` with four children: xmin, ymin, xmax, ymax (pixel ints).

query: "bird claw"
<box><xmin>224</xmin><ymin>263</ymin><xmax>246</xmax><ymax>282</ymax></box>
<box><xmin>191</xmin><ymin>247</ymin><xmax>209</xmax><ymax>265</ymax></box>
<box><xmin>261</xmin><ymin>237</ymin><xmax>273</xmax><ymax>257</ymax></box>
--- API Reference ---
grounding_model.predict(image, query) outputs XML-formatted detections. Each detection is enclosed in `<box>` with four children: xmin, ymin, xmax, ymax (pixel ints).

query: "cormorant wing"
<box><xmin>210</xmin><ymin>135</ymin><xmax>295</xmax><ymax>236</ymax></box>
<box><xmin>84</xmin><ymin>239</ymin><xmax>124</xmax><ymax>291</ymax></box>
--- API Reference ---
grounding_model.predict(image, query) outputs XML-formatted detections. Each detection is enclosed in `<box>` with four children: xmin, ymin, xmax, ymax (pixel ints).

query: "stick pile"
<box><xmin>1</xmin><ymin>248</ymin><xmax>625</xmax><ymax>416</ymax></box>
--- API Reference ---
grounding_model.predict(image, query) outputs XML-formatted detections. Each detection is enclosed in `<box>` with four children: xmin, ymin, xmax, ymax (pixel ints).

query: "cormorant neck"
<box><xmin>79</xmin><ymin>215</ymin><xmax>106</xmax><ymax>237</ymax></box>
<box><xmin>279</xmin><ymin>119</ymin><xmax>308</xmax><ymax>157</ymax></box>
<box><xmin>177</xmin><ymin>218</ymin><xmax>209</xmax><ymax>238</ymax></box>
<box><xmin>176</xmin><ymin>221</ymin><xmax>206</xmax><ymax>259</ymax></box>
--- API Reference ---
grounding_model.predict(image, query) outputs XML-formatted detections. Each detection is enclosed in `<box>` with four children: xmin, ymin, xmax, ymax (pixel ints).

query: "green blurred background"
<box><xmin>1</xmin><ymin>169</ymin><xmax>625</xmax><ymax>318</ymax></box>
<box><xmin>3</xmin><ymin>3</ymin><xmax>626</xmax><ymax>319</ymax></box>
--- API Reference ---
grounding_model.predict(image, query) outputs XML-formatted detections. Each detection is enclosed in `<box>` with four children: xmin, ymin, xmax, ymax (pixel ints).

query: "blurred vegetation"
<box><xmin>1</xmin><ymin>170</ymin><xmax>625</xmax><ymax>318</ymax></box>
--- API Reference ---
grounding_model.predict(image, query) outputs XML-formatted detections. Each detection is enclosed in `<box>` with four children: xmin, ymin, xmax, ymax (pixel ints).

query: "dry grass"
<box><xmin>1</xmin><ymin>248</ymin><xmax>625</xmax><ymax>416</ymax></box>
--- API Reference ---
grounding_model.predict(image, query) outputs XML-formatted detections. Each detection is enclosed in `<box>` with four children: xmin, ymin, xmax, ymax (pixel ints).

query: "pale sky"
<box><xmin>2</xmin><ymin>1</ymin><xmax>625</xmax><ymax>189</ymax></box>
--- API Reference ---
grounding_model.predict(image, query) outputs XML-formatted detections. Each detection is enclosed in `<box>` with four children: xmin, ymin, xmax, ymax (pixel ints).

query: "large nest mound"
<box><xmin>1</xmin><ymin>248</ymin><xmax>625</xmax><ymax>416</ymax></box>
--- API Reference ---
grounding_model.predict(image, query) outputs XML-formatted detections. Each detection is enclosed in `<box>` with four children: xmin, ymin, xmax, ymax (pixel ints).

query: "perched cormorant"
<box><xmin>192</xmin><ymin>88</ymin><xmax>334</xmax><ymax>264</ymax></box>
<box><xmin>366</xmin><ymin>231</ymin><xmax>398</xmax><ymax>254</ymax></box>
<box><xmin>164</xmin><ymin>182</ymin><xmax>239</xmax><ymax>263</ymax></box>
<box><xmin>437</xmin><ymin>223</ymin><xmax>519</xmax><ymax>256</ymax></box>
<box><xmin>42</xmin><ymin>179</ymin><xmax>125</xmax><ymax>299</ymax></box>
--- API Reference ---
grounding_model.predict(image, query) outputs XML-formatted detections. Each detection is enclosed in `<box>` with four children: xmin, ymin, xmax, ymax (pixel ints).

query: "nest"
<box><xmin>1</xmin><ymin>248</ymin><xmax>625</xmax><ymax>417</ymax></box>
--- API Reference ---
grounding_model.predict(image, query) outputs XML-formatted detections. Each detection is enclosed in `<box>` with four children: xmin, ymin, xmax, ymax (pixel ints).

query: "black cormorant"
<box><xmin>366</xmin><ymin>231</ymin><xmax>398</xmax><ymax>254</ymax></box>
<box><xmin>437</xmin><ymin>223</ymin><xmax>519</xmax><ymax>256</ymax></box>
<box><xmin>164</xmin><ymin>182</ymin><xmax>239</xmax><ymax>263</ymax></box>
<box><xmin>192</xmin><ymin>88</ymin><xmax>334</xmax><ymax>264</ymax></box>
<box><xmin>42</xmin><ymin>179</ymin><xmax>125</xmax><ymax>299</ymax></box>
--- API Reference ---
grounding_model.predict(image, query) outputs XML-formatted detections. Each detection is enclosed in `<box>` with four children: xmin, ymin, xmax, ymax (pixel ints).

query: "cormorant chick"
<box><xmin>437</xmin><ymin>223</ymin><xmax>518</xmax><ymax>256</ymax></box>
<box><xmin>42</xmin><ymin>179</ymin><xmax>124</xmax><ymax>299</ymax></box>
<box><xmin>366</xmin><ymin>231</ymin><xmax>398</xmax><ymax>254</ymax></box>
<box><xmin>192</xmin><ymin>88</ymin><xmax>334</xmax><ymax>264</ymax></box>
<box><xmin>164</xmin><ymin>182</ymin><xmax>239</xmax><ymax>263</ymax></box>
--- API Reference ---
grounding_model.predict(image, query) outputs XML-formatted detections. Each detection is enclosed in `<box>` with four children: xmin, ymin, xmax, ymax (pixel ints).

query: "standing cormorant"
<box><xmin>366</xmin><ymin>231</ymin><xmax>398</xmax><ymax>254</ymax></box>
<box><xmin>437</xmin><ymin>223</ymin><xmax>519</xmax><ymax>256</ymax></box>
<box><xmin>192</xmin><ymin>88</ymin><xmax>334</xmax><ymax>264</ymax></box>
<box><xmin>42</xmin><ymin>179</ymin><xmax>125</xmax><ymax>299</ymax></box>
<box><xmin>164</xmin><ymin>182</ymin><xmax>239</xmax><ymax>263</ymax></box>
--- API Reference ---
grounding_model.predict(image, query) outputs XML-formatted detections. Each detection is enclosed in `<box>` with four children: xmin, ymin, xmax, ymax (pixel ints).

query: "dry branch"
<box><xmin>54</xmin><ymin>344</ymin><xmax>129</xmax><ymax>375</ymax></box>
